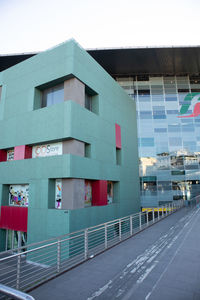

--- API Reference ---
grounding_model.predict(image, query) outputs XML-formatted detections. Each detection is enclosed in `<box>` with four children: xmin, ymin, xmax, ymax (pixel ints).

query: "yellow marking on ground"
<box><xmin>142</xmin><ymin>207</ymin><xmax>174</xmax><ymax>212</ymax></box>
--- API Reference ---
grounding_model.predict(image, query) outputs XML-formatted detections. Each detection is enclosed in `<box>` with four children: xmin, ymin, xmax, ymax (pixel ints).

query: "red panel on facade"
<box><xmin>0</xmin><ymin>206</ymin><xmax>28</xmax><ymax>232</ymax></box>
<box><xmin>0</xmin><ymin>150</ymin><xmax>7</xmax><ymax>162</ymax></box>
<box><xmin>115</xmin><ymin>123</ymin><xmax>121</xmax><ymax>149</ymax></box>
<box><xmin>24</xmin><ymin>146</ymin><xmax>32</xmax><ymax>159</ymax></box>
<box><xmin>92</xmin><ymin>180</ymin><xmax>107</xmax><ymax>206</ymax></box>
<box><xmin>14</xmin><ymin>145</ymin><xmax>32</xmax><ymax>160</ymax></box>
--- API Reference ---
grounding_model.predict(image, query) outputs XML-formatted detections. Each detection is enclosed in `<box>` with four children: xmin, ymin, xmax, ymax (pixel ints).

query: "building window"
<box><xmin>55</xmin><ymin>179</ymin><xmax>62</xmax><ymax>209</ymax></box>
<box><xmin>85</xmin><ymin>88</ymin><xmax>99</xmax><ymax>114</ymax></box>
<box><xmin>85</xmin><ymin>143</ymin><xmax>91</xmax><ymax>158</ymax></box>
<box><xmin>42</xmin><ymin>83</ymin><xmax>64</xmax><ymax>107</ymax></box>
<box><xmin>9</xmin><ymin>184</ymin><xmax>29</xmax><ymax>206</ymax></box>
<box><xmin>7</xmin><ymin>149</ymin><xmax>14</xmax><ymax>161</ymax></box>
<box><xmin>116</xmin><ymin>148</ymin><xmax>121</xmax><ymax>165</ymax></box>
<box><xmin>85</xmin><ymin>93</ymin><xmax>92</xmax><ymax>111</ymax></box>
<box><xmin>107</xmin><ymin>181</ymin><xmax>113</xmax><ymax>204</ymax></box>
<box><xmin>85</xmin><ymin>180</ymin><xmax>92</xmax><ymax>207</ymax></box>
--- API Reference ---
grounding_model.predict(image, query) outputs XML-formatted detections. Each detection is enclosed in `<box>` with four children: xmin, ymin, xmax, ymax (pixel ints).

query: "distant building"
<box><xmin>0</xmin><ymin>40</ymin><xmax>140</xmax><ymax>251</ymax></box>
<box><xmin>89</xmin><ymin>46</ymin><xmax>200</xmax><ymax>208</ymax></box>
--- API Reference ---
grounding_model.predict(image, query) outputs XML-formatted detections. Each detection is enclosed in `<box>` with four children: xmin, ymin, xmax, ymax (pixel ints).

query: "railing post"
<box><xmin>84</xmin><ymin>229</ymin><xmax>88</xmax><ymax>260</ymax></box>
<box><xmin>57</xmin><ymin>239</ymin><xmax>61</xmax><ymax>273</ymax></box>
<box><xmin>105</xmin><ymin>224</ymin><xmax>108</xmax><ymax>249</ymax></box>
<box><xmin>152</xmin><ymin>208</ymin><xmax>155</xmax><ymax>223</ymax></box>
<box><xmin>158</xmin><ymin>208</ymin><xmax>160</xmax><ymax>220</ymax></box>
<box><xmin>130</xmin><ymin>216</ymin><xmax>133</xmax><ymax>236</ymax></box>
<box><xmin>16</xmin><ymin>254</ymin><xmax>21</xmax><ymax>289</ymax></box>
<box><xmin>146</xmin><ymin>211</ymin><xmax>149</xmax><ymax>226</ymax></box>
<box><xmin>119</xmin><ymin>220</ymin><xmax>122</xmax><ymax>241</ymax></box>
<box><xmin>139</xmin><ymin>213</ymin><xmax>142</xmax><ymax>230</ymax></box>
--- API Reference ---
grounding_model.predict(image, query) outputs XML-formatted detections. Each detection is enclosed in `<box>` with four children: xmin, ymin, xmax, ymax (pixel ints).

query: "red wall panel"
<box><xmin>0</xmin><ymin>150</ymin><xmax>7</xmax><ymax>162</ymax></box>
<box><xmin>14</xmin><ymin>145</ymin><xmax>32</xmax><ymax>160</ymax></box>
<box><xmin>115</xmin><ymin>123</ymin><xmax>121</xmax><ymax>149</ymax></box>
<box><xmin>0</xmin><ymin>206</ymin><xmax>28</xmax><ymax>232</ymax></box>
<box><xmin>92</xmin><ymin>180</ymin><xmax>107</xmax><ymax>206</ymax></box>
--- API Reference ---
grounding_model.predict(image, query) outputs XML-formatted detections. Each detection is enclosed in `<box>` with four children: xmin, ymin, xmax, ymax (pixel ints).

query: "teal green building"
<box><xmin>0</xmin><ymin>40</ymin><xmax>140</xmax><ymax>251</ymax></box>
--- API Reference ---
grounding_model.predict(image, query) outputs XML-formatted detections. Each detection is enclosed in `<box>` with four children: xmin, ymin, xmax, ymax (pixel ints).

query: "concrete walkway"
<box><xmin>30</xmin><ymin>207</ymin><xmax>200</xmax><ymax>300</ymax></box>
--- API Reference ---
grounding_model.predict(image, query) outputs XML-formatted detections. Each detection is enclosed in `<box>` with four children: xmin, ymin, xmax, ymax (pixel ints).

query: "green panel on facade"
<box><xmin>0</xmin><ymin>40</ymin><xmax>140</xmax><ymax>250</ymax></box>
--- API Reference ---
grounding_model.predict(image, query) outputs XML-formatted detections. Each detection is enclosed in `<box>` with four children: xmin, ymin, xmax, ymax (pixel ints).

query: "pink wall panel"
<box><xmin>14</xmin><ymin>145</ymin><xmax>32</xmax><ymax>160</ymax></box>
<box><xmin>115</xmin><ymin>123</ymin><xmax>121</xmax><ymax>149</ymax></box>
<box><xmin>92</xmin><ymin>180</ymin><xmax>107</xmax><ymax>206</ymax></box>
<box><xmin>0</xmin><ymin>206</ymin><xmax>28</xmax><ymax>232</ymax></box>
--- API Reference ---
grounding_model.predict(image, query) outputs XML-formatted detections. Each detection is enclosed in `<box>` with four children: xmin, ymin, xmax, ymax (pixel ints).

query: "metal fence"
<box><xmin>0</xmin><ymin>200</ymin><xmax>185</xmax><ymax>297</ymax></box>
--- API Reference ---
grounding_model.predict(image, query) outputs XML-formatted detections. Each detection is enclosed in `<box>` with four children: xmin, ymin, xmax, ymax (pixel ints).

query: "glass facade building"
<box><xmin>116</xmin><ymin>75</ymin><xmax>200</xmax><ymax>207</ymax></box>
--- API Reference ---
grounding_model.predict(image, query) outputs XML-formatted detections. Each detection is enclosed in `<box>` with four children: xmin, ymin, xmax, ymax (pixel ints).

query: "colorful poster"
<box><xmin>32</xmin><ymin>142</ymin><xmax>62</xmax><ymax>158</ymax></box>
<box><xmin>9</xmin><ymin>185</ymin><xmax>29</xmax><ymax>206</ymax></box>
<box><xmin>7</xmin><ymin>149</ymin><xmax>14</xmax><ymax>161</ymax></box>
<box><xmin>107</xmin><ymin>181</ymin><xmax>113</xmax><ymax>204</ymax></box>
<box><xmin>55</xmin><ymin>179</ymin><xmax>62</xmax><ymax>209</ymax></box>
<box><xmin>85</xmin><ymin>180</ymin><xmax>92</xmax><ymax>207</ymax></box>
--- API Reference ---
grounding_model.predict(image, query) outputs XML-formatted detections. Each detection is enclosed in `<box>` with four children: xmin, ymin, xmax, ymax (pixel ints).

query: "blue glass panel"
<box><xmin>171</xmin><ymin>170</ymin><xmax>185</xmax><ymax>175</ymax></box>
<box><xmin>138</xmin><ymin>95</ymin><xmax>151</xmax><ymax>102</ymax></box>
<box><xmin>153</xmin><ymin>106</ymin><xmax>165</xmax><ymax>111</ymax></box>
<box><xmin>168</xmin><ymin>124</ymin><xmax>181</xmax><ymax>132</ymax></box>
<box><xmin>181</xmin><ymin>119</ymin><xmax>193</xmax><ymax>123</ymax></box>
<box><xmin>140</xmin><ymin>111</ymin><xmax>152</xmax><ymax>119</ymax></box>
<box><xmin>166</xmin><ymin>110</ymin><xmax>179</xmax><ymax>114</ymax></box>
<box><xmin>169</xmin><ymin>137</ymin><xmax>182</xmax><ymax>146</ymax></box>
<box><xmin>165</xmin><ymin>96</ymin><xmax>177</xmax><ymax>101</ymax></box>
<box><xmin>140</xmin><ymin>115</ymin><xmax>153</xmax><ymax>119</ymax></box>
<box><xmin>153</xmin><ymin>115</ymin><xmax>166</xmax><ymax>119</ymax></box>
<box><xmin>152</xmin><ymin>96</ymin><xmax>164</xmax><ymax>101</ymax></box>
<box><xmin>182</xmin><ymin>124</ymin><xmax>195</xmax><ymax>132</ymax></box>
<box><xmin>183</xmin><ymin>141</ymin><xmax>196</xmax><ymax>147</ymax></box>
<box><xmin>140</xmin><ymin>138</ymin><xmax>155</xmax><ymax>147</ymax></box>
<box><xmin>140</xmin><ymin>111</ymin><xmax>152</xmax><ymax>115</ymax></box>
<box><xmin>154</xmin><ymin>128</ymin><xmax>167</xmax><ymax>133</ymax></box>
<box><xmin>153</xmin><ymin>111</ymin><xmax>165</xmax><ymax>115</ymax></box>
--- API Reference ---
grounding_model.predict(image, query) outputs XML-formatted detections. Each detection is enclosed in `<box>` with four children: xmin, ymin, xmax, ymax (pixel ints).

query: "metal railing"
<box><xmin>0</xmin><ymin>200</ymin><xmax>185</xmax><ymax>296</ymax></box>
<box><xmin>0</xmin><ymin>284</ymin><xmax>35</xmax><ymax>300</ymax></box>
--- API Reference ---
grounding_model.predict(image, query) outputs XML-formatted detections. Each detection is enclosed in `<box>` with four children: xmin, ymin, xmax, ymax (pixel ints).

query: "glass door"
<box><xmin>6</xmin><ymin>230</ymin><xmax>27</xmax><ymax>252</ymax></box>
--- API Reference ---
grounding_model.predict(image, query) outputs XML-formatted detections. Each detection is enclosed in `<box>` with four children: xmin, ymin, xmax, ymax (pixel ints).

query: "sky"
<box><xmin>0</xmin><ymin>0</ymin><xmax>200</xmax><ymax>54</ymax></box>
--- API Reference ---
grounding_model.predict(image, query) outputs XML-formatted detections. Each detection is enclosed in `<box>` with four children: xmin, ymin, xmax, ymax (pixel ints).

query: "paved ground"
<box><xmin>30</xmin><ymin>206</ymin><xmax>200</xmax><ymax>300</ymax></box>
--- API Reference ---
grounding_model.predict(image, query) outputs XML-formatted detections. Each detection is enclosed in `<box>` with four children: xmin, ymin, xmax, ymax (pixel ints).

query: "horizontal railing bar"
<box><xmin>0</xmin><ymin>284</ymin><xmax>35</xmax><ymax>300</ymax></box>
